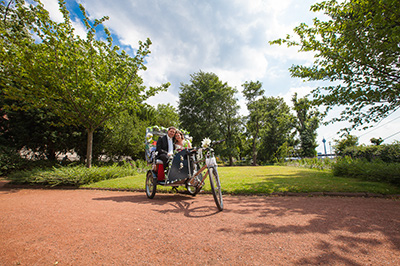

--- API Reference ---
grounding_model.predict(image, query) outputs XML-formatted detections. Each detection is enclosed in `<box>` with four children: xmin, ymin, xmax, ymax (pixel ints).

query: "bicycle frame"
<box><xmin>187</xmin><ymin>148</ymin><xmax>217</xmax><ymax>188</ymax></box>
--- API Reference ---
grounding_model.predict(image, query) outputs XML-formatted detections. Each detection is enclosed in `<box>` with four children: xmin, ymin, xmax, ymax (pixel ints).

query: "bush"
<box><xmin>0</xmin><ymin>146</ymin><xmax>24</xmax><ymax>176</ymax></box>
<box><xmin>332</xmin><ymin>156</ymin><xmax>400</xmax><ymax>185</ymax></box>
<box><xmin>0</xmin><ymin>145</ymin><xmax>61</xmax><ymax>177</ymax></box>
<box><xmin>283</xmin><ymin>157</ymin><xmax>334</xmax><ymax>170</ymax></box>
<box><xmin>7</xmin><ymin>161</ymin><xmax>148</xmax><ymax>187</ymax></box>
<box><xmin>342</xmin><ymin>142</ymin><xmax>400</xmax><ymax>163</ymax></box>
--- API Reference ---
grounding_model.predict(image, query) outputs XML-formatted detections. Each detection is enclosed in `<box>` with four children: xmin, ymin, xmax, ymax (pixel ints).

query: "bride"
<box><xmin>174</xmin><ymin>130</ymin><xmax>192</xmax><ymax>151</ymax></box>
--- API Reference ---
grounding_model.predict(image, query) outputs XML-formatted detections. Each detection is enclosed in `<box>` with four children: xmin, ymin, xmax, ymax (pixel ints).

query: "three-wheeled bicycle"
<box><xmin>144</xmin><ymin>127</ymin><xmax>223</xmax><ymax>211</ymax></box>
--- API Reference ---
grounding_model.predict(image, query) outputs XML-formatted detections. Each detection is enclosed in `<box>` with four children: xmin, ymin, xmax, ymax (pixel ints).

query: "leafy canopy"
<box><xmin>270</xmin><ymin>0</ymin><xmax>400</xmax><ymax>131</ymax></box>
<box><xmin>1</xmin><ymin>0</ymin><xmax>169</xmax><ymax>167</ymax></box>
<box><xmin>178</xmin><ymin>71</ymin><xmax>239</xmax><ymax>148</ymax></box>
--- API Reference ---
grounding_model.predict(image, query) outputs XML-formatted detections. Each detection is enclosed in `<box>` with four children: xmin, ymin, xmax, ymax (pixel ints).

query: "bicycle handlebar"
<box><xmin>188</xmin><ymin>139</ymin><xmax>225</xmax><ymax>154</ymax></box>
<box><xmin>211</xmin><ymin>139</ymin><xmax>225</xmax><ymax>146</ymax></box>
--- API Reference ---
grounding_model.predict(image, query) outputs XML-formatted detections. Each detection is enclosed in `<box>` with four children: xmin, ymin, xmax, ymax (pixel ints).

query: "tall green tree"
<box><xmin>218</xmin><ymin>94</ymin><xmax>241</xmax><ymax>165</ymax></box>
<box><xmin>102</xmin><ymin>109</ymin><xmax>148</xmax><ymax>161</ymax></box>
<box><xmin>178</xmin><ymin>71</ymin><xmax>240</xmax><ymax>157</ymax></box>
<box><xmin>242</xmin><ymin>81</ymin><xmax>265</xmax><ymax>165</ymax></box>
<box><xmin>155</xmin><ymin>103</ymin><xmax>180</xmax><ymax>128</ymax></box>
<box><xmin>257</xmin><ymin>97</ymin><xmax>295</xmax><ymax>163</ymax></box>
<box><xmin>1</xmin><ymin>0</ymin><xmax>168</xmax><ymax>167</ymax></box>
<box><xmin>270</xmin><ymin>0</ymin><xmax>400</xmax><ymax>131</ymax></box>
<box><xmin>292</xmin><ymin>93</ymin><xmax>320</xmax><ymax>158</ymax></box>
<box><xmin>334</xmin><ymin>134</ymin><xmax>359</xmax><ymax>155</ymax></box>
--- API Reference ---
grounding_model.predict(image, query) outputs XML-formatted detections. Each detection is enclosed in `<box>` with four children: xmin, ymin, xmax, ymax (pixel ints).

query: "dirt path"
<box><xmin>1</xmin><ymin>183</ymin><xmax>399</xmax><ymax>265</ymax></box>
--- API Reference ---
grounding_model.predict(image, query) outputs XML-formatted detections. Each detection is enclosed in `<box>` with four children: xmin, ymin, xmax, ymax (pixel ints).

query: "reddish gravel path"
<box><xmin>1</xmin><ymin>182</ymin><xmax>399</xmax><ymax>265</ymax></box>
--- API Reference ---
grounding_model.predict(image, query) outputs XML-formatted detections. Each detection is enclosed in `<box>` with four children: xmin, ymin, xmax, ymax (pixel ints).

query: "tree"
<box><xmin>334</xmin><ymin>134</ymin><xmax>359</xmax><ymax>155</ymax></box>
<box><xmin>154</xmin><ymin>103</ymin><xmax>180</xmax><ymax>128</ymax></box>
<box><xmin>178</xmin><ymin>71</ymin><xmax>240</xmax><ymax>157</ymax></box>
<box><xmin>370</xmin><ymin>137</ymin><xmax>383</xmax><ymax>146</ymax></box>
<box><xmin>0</xmin><ymin>101</ymin><xmax>83</xmax><ymax>160</ymax></box>
<box><xmin>257</xmin><ymin>97</ymin><xmax>295</xmax><ymax>163</ymax></box>
<box><xmin>270</xmin><ymin>0</ymin><xmax>400</xmax><ymax>131</ymax></box>
<box><xmin>102</xmin><ymin>109</ymin><xmax>148</xmax><ymax>161</ymax></box>
<box><xmin>218</xmin><ymin>94</ymin><xmax>241</xmax><ymax>165</ymax></box>
<box><xmin>1</xmin><ymin>0</ymin><xmax>168</xmax><ymax>167</ymax></box>
<box><xmin>292</xmin><ymin>93</ymin><xmax>320</xmax><ymax>158</ymax></box>
<box><xmin>242</xmin><ymin>81</ymin><xmax>265</xmax><ymax>165</ymax></box>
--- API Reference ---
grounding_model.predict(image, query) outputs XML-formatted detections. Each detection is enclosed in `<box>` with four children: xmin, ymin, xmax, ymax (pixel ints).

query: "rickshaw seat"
<box><xmin>156</xmin><ymin>159</ymin><xmax>163</xmax><ymax>164</ymax></box>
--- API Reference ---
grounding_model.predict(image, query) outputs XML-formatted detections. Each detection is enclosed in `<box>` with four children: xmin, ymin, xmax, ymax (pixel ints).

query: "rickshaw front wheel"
<box><xmin>209</xmin><ymin>167</ymin><xmax>223</xmax><ymax>211</ymax></box>
<box><xmin>145</xmin><ymin>170</ymin><xmax>157</xmax><ymax>199</ymax></box>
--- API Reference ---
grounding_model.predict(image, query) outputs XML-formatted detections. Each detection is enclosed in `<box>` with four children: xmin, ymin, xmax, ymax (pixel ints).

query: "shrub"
<box><xmin>284</xmin><ymin>157</ymin><xmax>334</xmax><ymax>170</ymax></box>
<box><xmin>342</xmin><ymin>142</ymin><xmax>400</xmax><ymax>163</ymax></box>
<box><xmin>7</xmin><ymin>162</ymin><xmax>148</xmax><ymax>187</ymax></box>
<box><xmin>332</xmin><ymin>156</ymin><xmax>400</xmax><ymax>185</ymax></box>
<box><xmin>0</xmin><ymin>146</ymin><xmax>24</xmax><ymax>176</ymax></box>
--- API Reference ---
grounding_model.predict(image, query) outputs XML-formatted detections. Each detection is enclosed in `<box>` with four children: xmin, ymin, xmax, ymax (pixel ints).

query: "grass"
<box><xmin>82</xmin><ymin>165</ymin><xmax>400</xmax><ymax>195</ymax></box>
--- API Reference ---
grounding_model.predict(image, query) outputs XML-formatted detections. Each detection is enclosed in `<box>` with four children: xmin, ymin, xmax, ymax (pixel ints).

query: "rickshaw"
<box><xmin>144</xmin><ymin>126</ymin><xmax>223</xmax><ymax>211</ymax></box>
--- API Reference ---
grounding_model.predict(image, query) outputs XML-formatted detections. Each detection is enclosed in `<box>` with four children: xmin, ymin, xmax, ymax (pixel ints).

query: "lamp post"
<box><xmin>329</xmin><ymin>141</ymin><xmax>332</xmax><ymax>156</ymax></box>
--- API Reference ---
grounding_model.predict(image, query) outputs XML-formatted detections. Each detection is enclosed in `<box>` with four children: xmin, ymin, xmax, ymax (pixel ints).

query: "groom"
<box><xmin>156</xmin><ymin>126</ymin><xmax>176</xmax><ymax>168</ymax></box>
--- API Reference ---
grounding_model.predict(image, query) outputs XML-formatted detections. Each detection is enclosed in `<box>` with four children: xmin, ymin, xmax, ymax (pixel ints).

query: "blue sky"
<box><xmin>39</xmin><ymin>0</ymin><xmax>400</xmax><ymax>153</ymax></box>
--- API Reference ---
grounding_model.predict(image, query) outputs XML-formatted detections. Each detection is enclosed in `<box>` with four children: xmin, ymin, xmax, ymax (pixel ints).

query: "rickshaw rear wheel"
<box><xmin>145</xmin><ymin>170</ymin><xmax>157</xmax><ymax>199</ymax></box>
<box><xmin>209</xmin><ymin>167</ymin><xmax>223</xmax><ymax>211</ymax></box>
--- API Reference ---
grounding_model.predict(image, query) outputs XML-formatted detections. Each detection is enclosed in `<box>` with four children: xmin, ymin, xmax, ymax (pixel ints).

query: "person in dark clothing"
<box><xmin>156</xmin><ymin>126</ymin><xmax>176</xmax><ymax>168</ymax></box>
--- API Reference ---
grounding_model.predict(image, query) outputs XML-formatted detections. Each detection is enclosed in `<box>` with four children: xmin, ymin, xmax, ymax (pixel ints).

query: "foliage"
<box><xmin>0</xmin><ymin>145</ymin><xmax>60</xmax><ymax>176</ymax></box>
<box><xmin>370</xmin><ymin>137</ymin><xmax>383</xmax><ymax>146</ymax></box>
<box><xmin>341</xmin><ymin>142</ymin><xmax>400</xmax><ymax>163</ymax></box>
<box><xmin>0</xmin><ymin>97</ymin><xmax>89</xmax><ymax>160</ymax></box>
<box><xmin>292</xmin><ymin>93</ymin><xmax>320</xmax><ymax>158</ymax></box>
<box><xmin>178</xmin><ymin>71</ymin><xmax>241</xmax><ymax>162</ymax></box>
<box><xmin>334</xmin><ymin>134</ymin><xmax>359</xmax><ymax>155</ymax></box>
<box><xmin>273</xmin><ymin>142</ymin><xmax>294</xmax><ymax>164</ymax></box>
<box><xmin>333</xmin><ymin>156</ymin><xmax>400</xmax><ymax>185</ymax></box>
<box><xmin>0</xmin><ymin>145</ymin><xmax>25</xmax><ymax>176</ymax></box>
<box><xmin>1</xmin><ymin>0</ymin><xmax>168</xmax><ymax>168</ymax></box>
<box><xmin>284</xmin><ymin>157</ymin><xmax>335</xmax><ymax>170</ymax></box>
<box><xmin>7</xmin><ymin>161</ymin><xmax>146</xmax><ymax>187</ymax></box>
<box><xmin>101</xmin><ymin>110</ymin><xmax>148</xmax><ymax>161</ymax></box>
<box><xmin>154</xmin><ymin>103</ymin><xmax>180</xmax><ymax>128</ymax></box>
<box><xmin>217</xmin><ymin>94</ymin><xmax>242</xmax><ymax>165</ymax></box>
<box><xmin>257</xmin><ymin>96</ymin><xmax>295</xmax><ymax>163</ymax></box>
<box><xmin>270</xmin><ymin>0</ymin><xmax>400</xmax><ymax>131</ymax></box>
<box><xmin>242</xmin><ymin>81</ymin><xmax>265</xmax><ymax>165</ymax></box>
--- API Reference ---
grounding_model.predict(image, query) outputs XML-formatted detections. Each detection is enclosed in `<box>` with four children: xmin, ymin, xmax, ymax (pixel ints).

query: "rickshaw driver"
<box><xmin>156</xmin><ymin>126</ymin><xmax>177</xmax><ymax>169</ymax></box>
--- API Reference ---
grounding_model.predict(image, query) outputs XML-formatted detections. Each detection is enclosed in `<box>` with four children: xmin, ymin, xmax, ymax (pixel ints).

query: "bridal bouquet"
<box><xmin>201</xmin><ymin>137</ymin><xmax>211</xmax><ymax>148</ymax></box>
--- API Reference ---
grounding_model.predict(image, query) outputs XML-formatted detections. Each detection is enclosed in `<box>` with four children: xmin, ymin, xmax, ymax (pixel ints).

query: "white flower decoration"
<box><xmin>146</xmin><ymin>133</ymin><xmax>153</xmax><ymax>143</ymax></box>
<box><xmin>201</xmin><ymin>137</ymin><xmax>211</xmax><ymax>148</ymax></box>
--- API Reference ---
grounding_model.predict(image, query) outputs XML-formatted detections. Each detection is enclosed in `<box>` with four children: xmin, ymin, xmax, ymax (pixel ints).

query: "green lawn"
<box><xmin>82</xmin><ymin>165</ymin><xmax>400</xmax><ymax>195</ymax></box>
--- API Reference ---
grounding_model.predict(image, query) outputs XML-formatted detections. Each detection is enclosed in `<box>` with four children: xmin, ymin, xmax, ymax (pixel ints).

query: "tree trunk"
<box><xmin>252</xmin><ymin>125</ymin><xmax>259</xmax><ymax>166</ymax></box>
<box><xmin>252</xmin><ymin>139</ymin><xmax>257</xmax><ymax>166</ymax></box>
<box><xmin>86</xmin><ymin>129</ymin><xmax>94</xmax><ymax>168</ymax></box>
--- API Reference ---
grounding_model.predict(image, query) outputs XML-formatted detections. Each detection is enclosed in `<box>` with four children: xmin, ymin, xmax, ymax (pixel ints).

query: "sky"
<box><xmin>37</xmin><ymin>0</ymin><xmax>400</xmax><ymax>153</ymax></box>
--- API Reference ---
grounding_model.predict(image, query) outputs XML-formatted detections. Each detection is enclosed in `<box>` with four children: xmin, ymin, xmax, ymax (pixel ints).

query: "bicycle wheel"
<box><xmin>145</xmin><ymin>170</ymin><xmax>157</xmax><ymax>199</ymax></box>
<box><xmin>208</xmin><ymin>167</ymin><xmax>223</xmax><ymax>211</ymax></box>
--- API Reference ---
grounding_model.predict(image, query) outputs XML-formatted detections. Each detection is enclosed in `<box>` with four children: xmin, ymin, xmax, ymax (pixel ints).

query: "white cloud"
<box><xmin>40</xmin><ymin>0</ymin><xmax>64</xmax><ymax>22</ymax></box>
